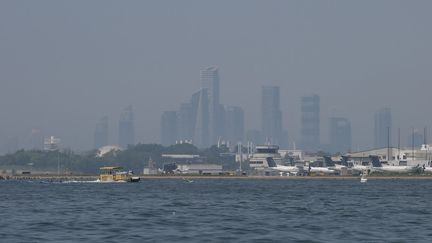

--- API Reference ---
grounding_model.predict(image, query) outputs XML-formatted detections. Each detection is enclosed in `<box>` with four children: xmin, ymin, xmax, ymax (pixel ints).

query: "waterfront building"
<box><xmin>160</xmin><ymin>111</ymin><xmax>178</xmax><ymax>146</ymax></box>
<box><xmin>374</xmin><ymin>107</ymin><xmax>391</xmax><ymax>148</ymax></box>
<box><xmin>94</xmin><ymin>116</ymin><xmax>109</xmax><ymax>149</ymax></box>
<box><xmin>329</xmin><ymin>117</ymin><xmax>352</xmax><ymax>153</ymax></box>
<box><xmin>200</xmin><ymin>66</ymin><xmax>221</xmax><ymax>145</ymax></box>
<box><xmin>224</xmin><ymin>106</ymin><xmax>244</xmax><ymax>145</ymax></box>
<box><xmin>261</xmin><ymin>86</ymin><xmax>283</xmax><ymax>146</ymax></box>
<box><xmin>118</xmin><ymin>105</ymin><xmax>135</xmax><ymax>148</ymax></box>
<box><xmin>301</xmin><ymin>94</ymin><xmax>320</xmax><ymax>151</ymax></box>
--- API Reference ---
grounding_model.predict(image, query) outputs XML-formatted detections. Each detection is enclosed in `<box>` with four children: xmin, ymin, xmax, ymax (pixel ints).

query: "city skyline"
<box><xmin>1</xmin><ymin>1</ymin><xmax>432</xmax><ymax>152</ymax></box>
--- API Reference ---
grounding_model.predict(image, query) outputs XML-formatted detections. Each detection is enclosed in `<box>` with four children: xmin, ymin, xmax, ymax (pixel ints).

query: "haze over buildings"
<box><xmin>1</xmin><ymin>1</ymin><xmax>432</xmax><ymax>152</ymax></box>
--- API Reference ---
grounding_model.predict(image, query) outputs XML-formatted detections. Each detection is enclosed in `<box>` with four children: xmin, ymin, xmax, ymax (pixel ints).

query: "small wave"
<box><xmin>61</xmin><ymin>180</ymin><xmax>126</xmax><ymax>184</ymax></box>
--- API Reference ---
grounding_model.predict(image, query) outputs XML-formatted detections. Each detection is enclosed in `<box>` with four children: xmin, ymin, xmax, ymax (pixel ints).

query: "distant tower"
<box><xmin>118</xmin><ymin>105</ymin><xmax>135</xmax><ymax>148</ymax></box>
<box><xmin>225</xmin><ymin>106</ymin><xmax>245</xmax><ymax>145</ymax></box>
<box><xmin>177</xmin><ymin>91</ymin><xmax>200</xmax><ymax>142</ymax></box>
<box><xmin>94</xmin><ymin>116</ymin><xmax>109</xmax><ymax>149</ymax></box>
<box><xmin>301</xmin><ymin>94</ymin><xmax>320</xmax><ymax>151</ymax></box>
<box><xmin>194</xmin><ymin>89</ymin><xmax>210</xmax><ymax>148</ymax></box>
<box><xmin>160</xmin><ymin>111</ymin><xmax>178</xmax><ymax>146</ymax></box>
<box><xmin>374</xmin><ymin>108</ymin><xmax>391</xmax><ymax>148</ymax></box>
<box><xmin>329</xmin><ymin>117</ymin><xmax>352</xmax><ymax>153</ymax></box>
<box><xmin>261</xmin><ymin>86</ymin><xmax>283</xmax><ymax>146</ymax></box>
<box><xmin>200</xmin><ymin>66</ymin><xmax>221</xmax><ymax>145</ymax></box>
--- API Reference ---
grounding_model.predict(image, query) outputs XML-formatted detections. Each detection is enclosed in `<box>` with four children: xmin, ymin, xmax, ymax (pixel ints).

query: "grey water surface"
<box><xmin>1</xmin><ymin>179</ymin><xmax>432</xmax><ymax>242</ymax></box>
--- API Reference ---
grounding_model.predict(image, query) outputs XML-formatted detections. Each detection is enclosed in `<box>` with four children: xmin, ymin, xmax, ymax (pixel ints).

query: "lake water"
<box><xmin>1</xmin><ymin>178</ymin><xmax>432</xmax><ymax>242</ymax></box>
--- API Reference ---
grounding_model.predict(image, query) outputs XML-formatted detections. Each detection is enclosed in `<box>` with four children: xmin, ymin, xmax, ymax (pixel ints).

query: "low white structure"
<box><xmin>347</xmin><ymin>146</ymin><xmax>431</xmax><ymax>167</ymax></box>
<box><xmin>176</xmin><ymin>164</ymin><xmax>222</xmax><ymax>175</ymax></box>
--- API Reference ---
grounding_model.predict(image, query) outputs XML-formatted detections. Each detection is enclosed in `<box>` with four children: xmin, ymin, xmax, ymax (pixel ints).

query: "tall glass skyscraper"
<box><xmin>329</xmin><ymin>117</ymin><xmax>351</xmax><ymax>153</ymax></box>
<box><xmin>374</xmin><ymin>107</ymin><xmax>391</xmax><ymax>148</ymax></box>
<box><xmin>301</xmin><ymin>94</ymin><xmax>320</xmax><ymax>151</ymax></box>
<box><xmin>194</xmin><ymin>89</ymin><xmax>210</xmax><ymax>147</ymax></box>
<box><xmin>118</xmin><ymin>105</ymin><xmax>134</xmax><ymax>148</ymax></box>
<box><xmin>200</xmin><ymin>66</ymin><xmax>220</xmax><ymax>145</ymax></box>
<box><xmin>224</xmin><ymin>106</ymin><xmax>244</xmax><ymax>144</ymax></box>
<box><xmin>261</xmin><ymin>86</ymin><xmax>283</xmax><ymax>146</ymax></box>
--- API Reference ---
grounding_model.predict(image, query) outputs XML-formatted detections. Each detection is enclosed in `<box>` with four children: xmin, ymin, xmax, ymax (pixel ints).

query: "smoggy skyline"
<box><xmin>1</xmin><ymin>1</ymin><xmax>432</xmax><ymax>151</ymax></box>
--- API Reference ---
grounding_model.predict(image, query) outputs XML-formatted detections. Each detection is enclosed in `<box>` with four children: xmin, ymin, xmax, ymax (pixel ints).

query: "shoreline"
<box><xmin>3</xmin><ymin>174</ymin><xmax>432</xmax><ymax>180</ymax></box>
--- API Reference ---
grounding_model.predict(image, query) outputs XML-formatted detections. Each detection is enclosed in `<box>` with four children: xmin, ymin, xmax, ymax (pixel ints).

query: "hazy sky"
<box><xmin>1</xmin><ymin>0</ymin><xmax>432</xmax><ymax>151</ymax></box>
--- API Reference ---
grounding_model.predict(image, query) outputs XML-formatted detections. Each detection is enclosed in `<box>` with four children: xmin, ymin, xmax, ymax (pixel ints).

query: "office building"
<box><xmin>261</xmin><ymin>86</ymin><xmax>283</xmax><ymax>145</ymax></box>
<box><xmin>374</xmin><ymin>108</ymin><xmax>391</xmax><ymax>148</ymax></box>
<box><xmin>224</xmin><ymin>106</ymin><xmax>244</xmax><ymax>144</ymax></box>
<box><xmin>329</xmin><ymin>117</ymin><xmax>351</xmax><ymax>153</ymax></box>
<box><xmin>301</xmin><ymin>94</ymin><xmax>320</xmax><ymax>151</ymax></box>
<box><xmin>194</xmin><ymin>89</ymin><xmax>210</xmax><ymax>148</ymax></box>
<box><xmin>200</xmin><ymin>66</ymin><xmax>221</xmax><ymax>145</ymax></box>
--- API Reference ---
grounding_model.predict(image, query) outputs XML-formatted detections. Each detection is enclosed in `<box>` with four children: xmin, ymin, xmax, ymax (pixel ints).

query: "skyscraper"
<box><xmin>374</xmin><ymin>108</ymin><xmax>391</xmax><ymax>148</ymax></box>
<box><xmin>301</xmin><ymin>94</ymin><xmax>320</xmax><ymax>151</ymax></box>
<box><xmin>194</xmin><ymin>89</ymin><xmax>210</xmax><ymax>148</ymax></box>
<box><xmin>118</xmin><ymin>105</ymin><xmax>135</xmax><ymax>148</ymax></box>
<box><xmin>224</xmin><ymin>106</ymin><xmax>244</xmax><ymax>144</ymax></box>
<box><xmin>177</xmin><ymin>91</ymin><xmax>200</xmax><ymax>142</ymax></box>
<box><xmin>200</xmin><ymin>66</ymin><xmax>220</xmax><ymax>145</ymax></box>
<box><xmin>261</xmin><ymin>86</ymin><xmax>283</xmax><ymax>145</ymax></box>
<box><xmin>160</xmin><ymin>111</ymin><xmax>178</xmax><ymax>146</ymax></box>
<box><xmin>94</xmin><ymin>116</ymin><xmax>109</xmax><ymax>149</ymax></box>
<box><xmin>329</xmin><ymin>117</ymin><xmax>351</xmax><ymax>153</ymax></box>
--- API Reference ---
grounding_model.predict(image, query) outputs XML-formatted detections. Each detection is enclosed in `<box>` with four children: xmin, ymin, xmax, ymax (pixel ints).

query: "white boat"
<box><xmin>360</xmin><ymin>170</ymin><xmax>368</xmax><ymax>183</ymax></box>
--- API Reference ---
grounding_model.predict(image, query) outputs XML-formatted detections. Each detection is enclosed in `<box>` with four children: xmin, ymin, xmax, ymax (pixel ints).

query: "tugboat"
<box><xmin>99</xmin><ymin>167</ymin><xmax>140</xmax><ymax>182</ymax></box>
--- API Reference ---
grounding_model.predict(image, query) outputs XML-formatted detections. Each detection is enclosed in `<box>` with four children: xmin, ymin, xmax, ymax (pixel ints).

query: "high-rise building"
<box><xmin>160</xmin><ymin>111</ymin><xmax>178</xmax><ymax>146</ymax></box>
<box><xmin>118</xmin><ymin>105</ymin><xmax>135</xmax><ymax>148</ymax></box>
<box><xmin>194</xmin><ymin>89</ymin><xmax>210</xmax><ymax>148</ymax></box>
<box><xmin>94</xmin><ymin>116</ymin><xmax>109</xmax><ymax>149</ymax></box>
<box><xmin>200</xmin><ymin>66</ymin><xmax>220</xmax><ymax>145</ymax></box>
<box><xmin>224</xmin><ymin>106</ymin><xmax>244</xmax><ymax>144</ymax></box>
<box><xmin>177</xmin><ymin>103</ymin><xmax>194</xmax><ymax>141</ymax></box>
<box><xmin>261</xmin><ymin>86</ymin><xmax>283</xmax><ymax>145</ymax></box>
<box><xmin>374</xmin><ymin>108</ymin><xmax>391</xmax><ymax>148</ymax></box>
<box><xmin>177</xmin><ymin>91</ymin><xmax>200</xmax><ymax>142</ymax></box>
<box><xmin>301</xmin><ymin>94</ymin><xmax>320</xmax><ymax>151</ymax></box>
<box><xmin>329</xmin><ymin>117</ymin><xmax>351</xmax><ymax>153</ymax></box>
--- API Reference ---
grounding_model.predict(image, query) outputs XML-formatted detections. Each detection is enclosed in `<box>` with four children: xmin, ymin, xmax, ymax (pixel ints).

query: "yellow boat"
<box><xmin>99</xmin><ymin>166</ymin><xmax>140</xmax><ymax>182</ymax></box>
